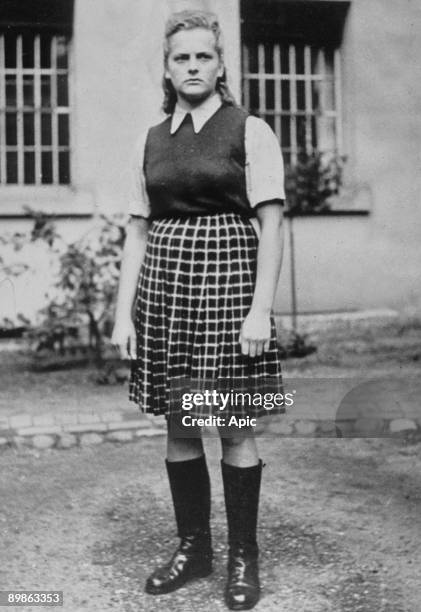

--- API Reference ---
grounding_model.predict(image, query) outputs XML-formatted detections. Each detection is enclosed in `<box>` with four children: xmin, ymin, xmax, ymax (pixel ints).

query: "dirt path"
<box><xmin>1</xmin><ymin>434</ymin><xmax>419</xmax><ymax>612</ymax></box>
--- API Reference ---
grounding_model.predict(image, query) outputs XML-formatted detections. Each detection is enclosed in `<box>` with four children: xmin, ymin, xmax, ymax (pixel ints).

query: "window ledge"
<box><xmin>285</xmin><ymin>182</ymin><xmax>373</xmax><ymax>217</ymax></box>
<box><xmin>0</xmin><ymin>186</ymin><xmax>95</xmax><ymax>218</ymax></box>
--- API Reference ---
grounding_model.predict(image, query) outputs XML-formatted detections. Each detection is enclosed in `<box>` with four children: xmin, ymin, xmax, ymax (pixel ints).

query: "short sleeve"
<box><xmin>245</xmin><ymin>115</ymin><xmax>285</xmax><ymax>208</ymax></box>
<box><xmin>127</xmin><ymin>130</ymin><xmax>151</xmax><ymax>219</ymax></box>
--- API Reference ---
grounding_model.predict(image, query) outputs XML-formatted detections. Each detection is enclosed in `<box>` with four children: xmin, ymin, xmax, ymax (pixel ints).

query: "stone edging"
<box><xmin>233</xmin><ymin>416</ymin><xmax>421</xmax><ymax>440</ymax></box>
<box><xmin>0</xmin><ymin>409</ymin><xmax>420</xmax><ymax>452</ymax></box>
<box><xmin>0</xmin><ymin>410</ymin><xmax>166</xmax><ymax>451</ymax></box>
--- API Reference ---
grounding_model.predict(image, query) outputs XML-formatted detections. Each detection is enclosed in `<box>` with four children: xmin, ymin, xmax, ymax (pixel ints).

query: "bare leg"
<box><xmin>219</xmin><ymin>425</ymin><xmax>259</xmax><ymax>467</ymax></box>
<box><xmin>166</xmin><ymin>418</ymin><xmax>204</xmax><ymax>461</ymax></box>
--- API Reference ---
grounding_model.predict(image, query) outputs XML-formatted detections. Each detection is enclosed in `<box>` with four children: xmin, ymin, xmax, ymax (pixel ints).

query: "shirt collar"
<box><xmin>170</xmin><ymin>93</ymin><xmax>222</xmax><ymax>135</ymax></box>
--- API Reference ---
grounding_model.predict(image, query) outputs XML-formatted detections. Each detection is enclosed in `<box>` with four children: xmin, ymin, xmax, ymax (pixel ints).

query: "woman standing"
<box><xmin>112</xmin><ymin>10</ymin><xmax>285</xmax><ymax>610</ymax></box>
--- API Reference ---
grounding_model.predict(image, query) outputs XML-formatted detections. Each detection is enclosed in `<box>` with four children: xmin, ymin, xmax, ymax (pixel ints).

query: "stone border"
<box><xmin>0</xmin><ymin>409</ymin><xmax>420</xmax><ymax>451</ymax></box>
<box><xmin>0</xmin><ymin>410</ymin><xmax>167</xmax><ymax>451</ymax></box>
<box><xmin>232</xmin><ymin>416</ymin><xmax>420</xmax><ymax>439</ymax></box>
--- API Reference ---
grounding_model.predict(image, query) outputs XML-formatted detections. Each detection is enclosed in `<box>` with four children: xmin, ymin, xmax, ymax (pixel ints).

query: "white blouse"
<box><xmin>128</xmin><ymin>93</ymin><xmax>285</xmax><ymax>218</ymax></box>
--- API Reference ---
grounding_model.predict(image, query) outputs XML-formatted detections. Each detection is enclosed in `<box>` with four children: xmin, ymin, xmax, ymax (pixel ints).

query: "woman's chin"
<box><xmin>179</xmin><ymin>89</ymin><xmax>215</xmax><ymax>104</ymax></box>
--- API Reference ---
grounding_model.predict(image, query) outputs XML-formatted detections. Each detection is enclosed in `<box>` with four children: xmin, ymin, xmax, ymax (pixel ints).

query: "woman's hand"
<box><xmin>238</xmin><ymin>309</ymin><xmax>271</xmax><ymax>357</ymax></box>
<box><xmin>111</xmin><ymin>317</ymin><xmax>137</xmax><ymax>360</ymax></box>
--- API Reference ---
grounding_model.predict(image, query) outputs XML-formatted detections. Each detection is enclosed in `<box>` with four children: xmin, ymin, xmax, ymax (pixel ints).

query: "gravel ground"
<box><xmin>0</xmin><ymin>434</ymin><xmax>420</xmax><ymax>612</ymax></box>
<box><xmin>1</xmin><ymin>315</ymin><xmax>420</xmax><ymax>611</ymax></box>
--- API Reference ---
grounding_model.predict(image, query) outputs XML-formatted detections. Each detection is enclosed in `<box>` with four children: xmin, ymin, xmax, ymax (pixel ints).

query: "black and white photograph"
<box><xmin>0</xmin><ymin>1</ymin><xmax>420</xmax><ymax>611</ymax></box>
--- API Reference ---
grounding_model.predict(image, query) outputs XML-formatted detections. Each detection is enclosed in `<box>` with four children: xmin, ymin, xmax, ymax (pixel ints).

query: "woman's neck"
<box><xmin>176</xmin><ymin>91</ymin><xmax>219</xmax><ymax>112</ymax></box>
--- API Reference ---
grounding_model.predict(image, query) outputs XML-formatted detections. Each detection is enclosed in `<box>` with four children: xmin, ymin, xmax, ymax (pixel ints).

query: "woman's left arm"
<box><xmin>239</xmin><ymin>202</ymin><xmax>284</xmax><ymax>356</ymax></box>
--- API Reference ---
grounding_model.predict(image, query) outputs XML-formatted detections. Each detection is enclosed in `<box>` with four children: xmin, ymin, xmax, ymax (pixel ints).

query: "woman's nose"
<box><xmin>187</xmin><ymin>58</ymin><xmax>199</xmax><ymax>73</ymax></box>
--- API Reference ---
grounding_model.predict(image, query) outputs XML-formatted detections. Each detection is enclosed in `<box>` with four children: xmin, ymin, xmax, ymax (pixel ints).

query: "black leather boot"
<box><xmin>221</xmin><ymin>460</ymin><xmax>262</xmax><ymax>610</ymax></box>
<box><xmin>145</xmin><ymin>455</ymin><xmax>213</xmax><ymax>595</ymax></box>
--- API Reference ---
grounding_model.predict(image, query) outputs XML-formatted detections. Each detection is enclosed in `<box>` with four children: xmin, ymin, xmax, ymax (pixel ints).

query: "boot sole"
<box><xmin>145</xmin><ymin>562</ymin><xmax>213</xmax><ymax>595</ymax></box>
<box><xmin>225</xmin><ymin>586</ymin><xmax>261</xmax><ymax>610</ymax></box>
<box><xmin>225</xmin><ymin>594</ymin><xmax>261</xmax><ymax>611</ymax></box>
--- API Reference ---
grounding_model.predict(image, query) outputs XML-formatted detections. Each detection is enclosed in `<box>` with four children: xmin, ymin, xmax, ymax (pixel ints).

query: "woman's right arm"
<box><xmin>111</xmin><ymin>216</ymin><xmax>150</xmax><ymax>359</ymax></box>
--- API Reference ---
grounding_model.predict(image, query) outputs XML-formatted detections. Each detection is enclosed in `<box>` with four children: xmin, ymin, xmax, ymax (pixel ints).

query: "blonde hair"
<box><xmin>162</xmin><ymin>10</ymin><xmax>237</xmax><ymax>114</ymax></box>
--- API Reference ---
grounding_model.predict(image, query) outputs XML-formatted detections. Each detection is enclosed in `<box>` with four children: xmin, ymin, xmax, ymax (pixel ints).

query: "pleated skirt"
<box><xmin>129</xmin><ymin>213</ymin><xmax>284</xmax><ymax>418</ymax></box>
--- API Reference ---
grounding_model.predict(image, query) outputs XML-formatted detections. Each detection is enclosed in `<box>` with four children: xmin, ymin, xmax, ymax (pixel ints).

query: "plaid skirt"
<box><xmin>129</xmin><ymin>213</ymin><xmax>284</xmax><ymax>419</ymax></box>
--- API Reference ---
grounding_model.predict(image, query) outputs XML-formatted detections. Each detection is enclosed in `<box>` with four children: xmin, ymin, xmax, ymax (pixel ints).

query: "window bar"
<box><xmin>334</xmin><ymin>47</ymin><xmax>343</xmax><ymax>153</ymax></box>
<box><xmin>67</xmin><ymin>35</ymin><xmax>71</xmax><ymax>181</ymax></box>
<box><xmin>318</xmin><ymin>48</ymin><xmax>326</xmax><ymax>111</ymax></box>
<box><xmin>34</xmin><ymin>34</ymin><xmax>41</xmax><ymax>185</ymax></box>
<box><xmin>273</xmin><ymin>43</ymin><xmax>281</xmax><ymax>142</ymax></box>
<box><xmin>16</xmin><ymin>35</ymin><xmax>24</xmax><ymax>185</ymax></box>
<box><xmin>51</xmin><ymin>36</ymin><xmax>59</xmax><ymax>184</ymax></box>
<box><xmin>288</xmin><ymin>44</ymin><xmax>297</xmax><ymax>165</ymax></box>
<box><xmin>257</xmin><ymin>43</ymin><xmax>266</xmax><ymax>117</ymax></box>
<box><xmin>0</xmin><ymin>35</ymin><xmax>6</xmax><ymax>184</ymax></box>
<box><xmin>317</xmin><ymin>47</ymin><xmax>326</xmax><ymax>153</ymax></box>
<box><xmin>304</xmin><ymin>45</ymin><xmax>312</xmax><ymax>155</ymax></box>
<box><xmin>242</xmin><ymin>44</ymin><xmax>250</xmax><ymax>110</ymax></box>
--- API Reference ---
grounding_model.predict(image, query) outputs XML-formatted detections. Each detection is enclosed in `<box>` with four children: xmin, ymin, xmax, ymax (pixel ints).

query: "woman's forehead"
<box><xmin>168</xmin><ymin>28</ymin><xmax>218</xmax><ymax>54</ymax></box>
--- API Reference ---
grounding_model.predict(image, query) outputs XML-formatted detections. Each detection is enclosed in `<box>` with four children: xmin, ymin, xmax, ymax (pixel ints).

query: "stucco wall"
<box><xmin>275</xmin><ymin>0</ymin><xmax>421</xmax><ymax>313</ymax></box>
<box><xmin>2</xmin><ymin>0</ymin><xmax>421</xmax><ymax>323</ymax></box>
<box><xmin>72</xmin><ymin>0</ymin><xmax>241</xmax><ymax>214</ymax></box>
<box><xmin>1</xmin><ymin>0</ymin><xmax>241</xmax><ymax>323</ymax></box>
<box><xmin>71</xmin><ymin>0</ymin><xmax>421</xmax><ymax>314</ymax></box>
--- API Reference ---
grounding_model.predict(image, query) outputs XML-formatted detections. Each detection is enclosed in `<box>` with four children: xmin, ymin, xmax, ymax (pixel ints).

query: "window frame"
<box><xmin>242</xmin><ymin>40</ymin><xmax>344</xmax><ymax>166</ymax></box>
<box><xmin>0</xmin><ymin>1</ymin><xmax>92</xmax><ymax>217</ymax></box>
<box><xmin>240</xmin><ymin>0</ymin><xmax>370</xmax><ymax>214</ymax></box>
<box><xmin>0</xmin><ymin>30</ymin><xmax>72</xmax><ymax>187</ymax></box>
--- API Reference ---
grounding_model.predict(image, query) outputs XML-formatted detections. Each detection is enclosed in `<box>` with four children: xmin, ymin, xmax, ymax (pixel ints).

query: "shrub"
<box><xmin>25</xmin><ymin>210</ymin><xmax>126</xmax><ymax>363</ymax></box>
<box><xmin>285</xmin><ymin>151</ymin><xmax>346</xmax><ymax>216</ymax></box>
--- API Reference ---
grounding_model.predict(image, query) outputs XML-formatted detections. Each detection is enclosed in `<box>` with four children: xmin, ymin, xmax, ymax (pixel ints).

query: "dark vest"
<box><xmin>143</xmin><ymin>104</ymin><xmax>253</xmax><ymax>219</ymax></box>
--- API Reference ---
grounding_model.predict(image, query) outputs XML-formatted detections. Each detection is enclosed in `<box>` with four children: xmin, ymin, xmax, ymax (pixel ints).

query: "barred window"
<box><xmin>242</xmin><ymin>42</ymin><xmax>342</xmax><ymax>167</ymax></box>
<box><xmin>0</xmin><ymin>32</ymin><xmax>71</xmax><ymax>186</ymax></box>
<box><xmin>241</xmin><ymin>0</ymin><xmax>349</xmax><ymax>167</ymax></box>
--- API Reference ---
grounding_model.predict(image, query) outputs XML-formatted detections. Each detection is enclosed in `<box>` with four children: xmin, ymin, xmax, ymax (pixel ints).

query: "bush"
<box><xmin>285</xmin><ymin>151</ymin><xmax>346</xmax><ymax>216</ymax></box>
<box><xmin>23</xmin><ymin>210</ymin><xmax>126</xmax><ymax>363</ymax></box>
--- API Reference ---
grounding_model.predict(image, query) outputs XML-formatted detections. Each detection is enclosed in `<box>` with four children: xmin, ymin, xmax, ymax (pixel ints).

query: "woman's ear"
<box><xmin>217</xmin><ymin>59</ymin><xmax>225</xmax><ymax>79</ymax></box>
<box><xmin>217</xmin><ymin>65</ymin><xmax>227</xmax><ymax>83</ymax></box>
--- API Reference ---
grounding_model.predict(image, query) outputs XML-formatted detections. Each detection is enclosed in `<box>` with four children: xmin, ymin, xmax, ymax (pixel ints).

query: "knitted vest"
<box><xmin>143</xmin><ymin>104</ymin><xmax>252</xmax><ymax>219</ymax></box>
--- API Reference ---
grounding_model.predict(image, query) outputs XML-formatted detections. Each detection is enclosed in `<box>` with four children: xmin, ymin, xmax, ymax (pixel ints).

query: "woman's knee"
<box><xmin>219</xmin><ymin>425</ymin><xmax>254</xmax><ymax>447</ymax></box>
<box><xmin>167</xmin><ymin>416</ymin><xmax>202</xmax><ymax>441</ymax></box>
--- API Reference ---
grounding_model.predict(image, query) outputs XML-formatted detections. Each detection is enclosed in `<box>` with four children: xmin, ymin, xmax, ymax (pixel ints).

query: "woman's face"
<box><xmin>165</xmin><ymin>28</ymin><xmax>224</xmax><ymax>107</ymax></box>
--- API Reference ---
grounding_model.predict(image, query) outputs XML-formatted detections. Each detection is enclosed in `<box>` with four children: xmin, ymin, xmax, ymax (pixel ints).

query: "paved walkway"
<box><xmin>1</xmin><ymin>311</ymin><xmax>421</xmax><ymax>451</ymax></box>
<box><xmin>1</xmin><ymin>373</ymin><xmax>420</xmax><ymax>451</ymax></box>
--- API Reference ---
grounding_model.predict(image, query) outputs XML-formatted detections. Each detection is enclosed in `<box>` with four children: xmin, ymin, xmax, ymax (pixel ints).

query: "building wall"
<box><xmin>275</xmin><ymin>0</ymin><xmax>421</xmax><ymax>314</ymax></box>
<box><xmin>72</xmin><ymin>0</ymin><xmax>241</xmax><ymax>214</ymax></box>
<box><xmin>1</xmin><ymin>0</ymin><xmax>241</xmax><ymax>323</ymax></box>
<box><xmin>1</xmin><ymin>0</ymin><xmax>421</xmax><ymax>323</ymax></box>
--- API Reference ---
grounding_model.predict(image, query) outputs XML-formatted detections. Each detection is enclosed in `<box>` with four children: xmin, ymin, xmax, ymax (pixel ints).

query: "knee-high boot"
<box><xmin>145</xmin><ymin>454</ymin><xmax>213</xmax><ymax>595</ymax></box>
<box><xmin>221</xmin><ymin>459</ymin><xmax>262</xmax><ymax>610</ymax></box>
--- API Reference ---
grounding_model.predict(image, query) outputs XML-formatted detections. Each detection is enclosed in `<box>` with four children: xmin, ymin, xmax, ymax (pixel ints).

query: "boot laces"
<box><xmin>230</xmin><ymin>557</ymin><xmax>247</xmax><ymax>582</ymax></box>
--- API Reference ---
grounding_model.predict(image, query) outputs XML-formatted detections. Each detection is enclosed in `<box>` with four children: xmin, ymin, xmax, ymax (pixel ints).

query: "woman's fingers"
<box><xmin>239</xmin><ymin>311</ymin><xmax>272</xmax><ymax>356</ymax></box>
<box><xmin>128</xmin><ymin>333</ymin><xmax>137</xmax><ymax>360</ymax></box>
<box><xmin>256</xmin><ymin>340</ymin><xmax>265</xmax><ymax>356</ymax></box>
<box><xmin>239</xmin><ymin>332</ymin><xmax>269</xmax><ymax>357</ymax></box>
<box><xmin>241</xmin><ymin>337</ymin><xmax>249</xmax><ymax>356</ymax></box>
<box><xmin>111</xmin><ymin>335</ymin><xmax>123</xmax><ymax>359</ymax></box>
<box><xmin>117</xmin><ymin>341</ymin><xmax>127</xmax><ymax>360</ymax></box>
<box><xmin>111</xmin><ymin>326</ymin><xmax>137</xmax><ymax>360</ymax></box>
